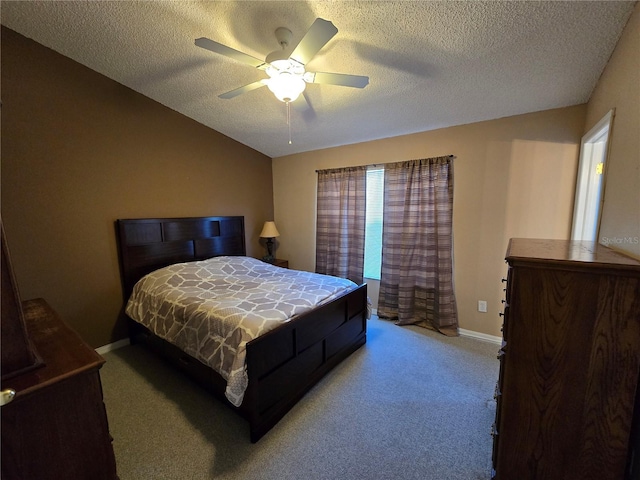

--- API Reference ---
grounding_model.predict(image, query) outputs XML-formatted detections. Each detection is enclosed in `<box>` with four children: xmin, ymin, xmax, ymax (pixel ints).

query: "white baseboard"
<box><xmin>96</xmin><ymin>338</ymin><xmax>130</xmax><ymax>355</ymax></box>
<box><xmin>372</xmin><ymin>310</ymin><xmax>501</xmax><ymax>345</ymax></box>
<box><xmin>458</xmin><ymin>328</ymin><xmax>502</xmax><ymax>345</ymax></box>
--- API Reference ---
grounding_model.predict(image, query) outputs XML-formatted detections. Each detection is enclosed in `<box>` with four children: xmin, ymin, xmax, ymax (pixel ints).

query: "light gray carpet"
<box><xmin>100</xmin><ymin>316</ymin><xmax>499</xmax><ymax>479</ymax></box>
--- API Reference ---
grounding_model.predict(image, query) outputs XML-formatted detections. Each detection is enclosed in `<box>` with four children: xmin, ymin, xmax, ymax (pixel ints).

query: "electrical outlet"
<box><xmin>478</xmin><ymin>300</ymin><xmax>487</xmax><ymax>313</ymax></box>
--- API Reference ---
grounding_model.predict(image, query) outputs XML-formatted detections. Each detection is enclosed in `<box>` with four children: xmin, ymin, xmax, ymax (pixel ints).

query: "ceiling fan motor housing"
<box><xmin>274</xmin><ymin>27</ymin><xmax>292</xmax><ymax>48</ymax></box>
<box><xmin>266</xmin><ymin>27</ymin><xmax>293</xmax><ymax>63</ymax></box>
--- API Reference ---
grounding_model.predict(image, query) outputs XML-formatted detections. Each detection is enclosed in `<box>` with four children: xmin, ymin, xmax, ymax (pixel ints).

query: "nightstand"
<box><xmin>267</xmin><ymin>258</ymin><xmax>288</xmax><ymax>268</ymax></box>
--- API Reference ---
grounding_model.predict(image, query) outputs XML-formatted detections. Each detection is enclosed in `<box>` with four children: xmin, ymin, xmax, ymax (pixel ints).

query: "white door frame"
<box><xmin>571</xmin><ymin>109</ymin><xmax>615</xmax><ymax>242</ymax></box>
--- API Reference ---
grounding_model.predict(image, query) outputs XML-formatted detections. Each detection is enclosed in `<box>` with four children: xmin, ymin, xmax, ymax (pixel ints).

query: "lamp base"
<box><xmin>263</xmin><ymin>237</ymin><xmax>275</xmax><ymax>262</ymax></box>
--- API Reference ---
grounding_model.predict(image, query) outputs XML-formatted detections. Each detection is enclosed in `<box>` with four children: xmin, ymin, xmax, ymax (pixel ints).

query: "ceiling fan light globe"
<box><xmin>266</xmin><ymin>72</ymin><xmax>306</xmax><ymax>102</ymax></box>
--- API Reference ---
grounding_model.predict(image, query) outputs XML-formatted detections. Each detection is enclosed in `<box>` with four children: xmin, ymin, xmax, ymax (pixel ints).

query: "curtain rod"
<box><xmin>316</xmin><ymin>155</ymin><xmax>455</xmax><ymax>172</ymax></box>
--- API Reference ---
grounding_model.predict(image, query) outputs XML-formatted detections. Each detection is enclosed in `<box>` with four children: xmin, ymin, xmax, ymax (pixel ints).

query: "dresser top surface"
<box><xmin>4</xmin><ymin>298</ymin><xmax>105</xmax><ymax>396</ymax></box>
<box><xmin>506</xmin><ymin>238</ymin><xmax>640</xmax><ymax>270</ymax></box>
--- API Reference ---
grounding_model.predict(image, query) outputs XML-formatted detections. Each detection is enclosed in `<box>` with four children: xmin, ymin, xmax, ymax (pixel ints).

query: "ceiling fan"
<box><xmin>195</xmin><ymin>18</ymin><xmax>369</xmax><ymax>107</ymax></box>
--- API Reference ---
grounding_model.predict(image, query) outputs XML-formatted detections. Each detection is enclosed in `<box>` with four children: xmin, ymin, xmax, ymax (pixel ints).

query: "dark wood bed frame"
<box><xmin>115</xmin><ymin>216</ymin><xmax>367</xmax><ymax>442</ymax></box>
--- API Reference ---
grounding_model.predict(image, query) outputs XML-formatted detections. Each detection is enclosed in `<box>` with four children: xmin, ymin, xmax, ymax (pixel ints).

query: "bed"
<box><xmin>115</xmin><ymin>216</ymin><xmax>368</xmax><ymax>442</ymax></box>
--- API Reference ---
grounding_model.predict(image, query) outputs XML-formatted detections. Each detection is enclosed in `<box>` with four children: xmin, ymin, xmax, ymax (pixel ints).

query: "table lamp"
<box><xmin>260</xmin><ymin>221</ymin><xmax>280</xmax><ymax>262</ymax></box>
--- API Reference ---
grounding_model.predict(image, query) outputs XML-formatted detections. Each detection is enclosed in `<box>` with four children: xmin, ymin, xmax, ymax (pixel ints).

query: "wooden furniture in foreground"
<box><xmin>1</xmin><ymin>226</ymin><xmax>41</xmax><ymax>381</ymax></box>
<box><xmin>492</xmin><ymin>238</ymin><xmax>640</xmax><ymax>480</ymax></box>
<box><xmin>116</xmin><ymin>216</ymin><xmax>367</xmax><ymax>442</ymax></box>
<box><xmin>1</xmin><ymin>225</ymin><xmax>117</xmax><ymax>480</ymax></box>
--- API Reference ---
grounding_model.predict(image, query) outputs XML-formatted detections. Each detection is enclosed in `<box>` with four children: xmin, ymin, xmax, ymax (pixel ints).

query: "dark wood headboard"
<box><xmin>116</xmin><ymin>216</ymin><xmax>245</xmax><ymax>299</ymax></box>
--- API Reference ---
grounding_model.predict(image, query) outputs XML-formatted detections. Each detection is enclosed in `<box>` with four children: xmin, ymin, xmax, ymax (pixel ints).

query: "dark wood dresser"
<box><xmin>1</xmin><ymin>225</ymin><xmax>118</xmax><ymax>479</ymax></box>
<box><xmin>492</xmin><ymin>238</ymin><xmax>640</xmax><ymax>480</ymax></box>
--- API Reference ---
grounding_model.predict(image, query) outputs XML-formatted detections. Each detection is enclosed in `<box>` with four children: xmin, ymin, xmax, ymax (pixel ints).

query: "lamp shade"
<box><xmin>260</xmin><ymin>221</ymin><xmax>280</xmax><ymax>238</ymax></box>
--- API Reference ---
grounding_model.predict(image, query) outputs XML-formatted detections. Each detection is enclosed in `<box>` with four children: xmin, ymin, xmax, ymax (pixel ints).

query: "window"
<box><xmin>364</xmin><ymin>168</ymin><xmax>384</xmax><ymax>280</ymax></box>
<box><xmin>318</xmin><ymin>157</ymin><xmax>456</xmax><ymax>332</ymax></box>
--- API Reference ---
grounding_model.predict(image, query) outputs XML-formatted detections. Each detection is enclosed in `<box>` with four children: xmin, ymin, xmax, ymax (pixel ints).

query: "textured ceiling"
<box><xmin>1</xmin><ymin>1</ymin><xmax>635</xmax><ymax>158</ymax></box>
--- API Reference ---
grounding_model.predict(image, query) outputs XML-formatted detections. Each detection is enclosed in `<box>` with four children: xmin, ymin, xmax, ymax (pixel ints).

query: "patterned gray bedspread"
<box><xmin>125</xmin><ymin>256</ymin><xmax>358</xmax><ymax>406</ymax></box>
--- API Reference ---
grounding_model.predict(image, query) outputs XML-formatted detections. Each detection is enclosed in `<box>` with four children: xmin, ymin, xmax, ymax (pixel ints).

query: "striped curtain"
<box><xmin>315</xmin><ymin>166</ymin><xmax>366</xmax><ymax>285</ymax></box>
<box><xmin>377</xmin><ymin>157</ymin><xmax>458</xmax><ymax>336</ymax></box>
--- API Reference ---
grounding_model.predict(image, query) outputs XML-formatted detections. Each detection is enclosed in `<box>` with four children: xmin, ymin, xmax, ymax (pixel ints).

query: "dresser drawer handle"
<box><xmin>0</xmin><ymin>389</ymin><xmax>16</xmax><ymax>406</ymax></box>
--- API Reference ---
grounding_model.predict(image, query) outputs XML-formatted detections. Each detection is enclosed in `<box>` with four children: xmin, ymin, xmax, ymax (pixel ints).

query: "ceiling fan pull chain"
<box><xmin>287</xmin><ymin>101</ymin><xmax>292</xmax><ymax>145</ymax></box>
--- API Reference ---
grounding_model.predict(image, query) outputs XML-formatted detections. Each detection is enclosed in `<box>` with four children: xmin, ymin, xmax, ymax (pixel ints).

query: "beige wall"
<box><xmin>1</xmin><ymin>27</ymin><xmax>274</xmax><ymax>348</ymax></box>
<box><xmin>273</xmin><ymin>106</ymin><xmax>586</xmax><ymax>337</ymax></box>
<box><xmin>586</xmin><ymin>2</ymin><xmax>640</xmax><ymax>259</ymax></box>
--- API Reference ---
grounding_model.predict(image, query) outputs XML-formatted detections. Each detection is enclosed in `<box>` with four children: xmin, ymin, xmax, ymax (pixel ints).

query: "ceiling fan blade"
<box><xmin>291</xmin><ymin>92</ymin><xmax>311</xmax><ymax>112</ymax></box>
<box><xmin>291</xmin><ymin>92</ymin><xmax>317</xmax><ymax>122</ymax></box>
<box><xmin>290</xmin><ymin>18</ymin><xmax>338</xmax><ymax>66</ymax></box>
<box><xmin>309</xmin><ymin>71</ymin><xmax>370</xmax><ymax>88</ymax></box>
<box><xmin>218</xmin><ymin>80</ymin><xmax>267</xmax><ymax>99</ymax></box>
<box><xmin>195</xmin><ymin>37</ymin><xmax>267</xmax><ymax>69</ymax></box>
